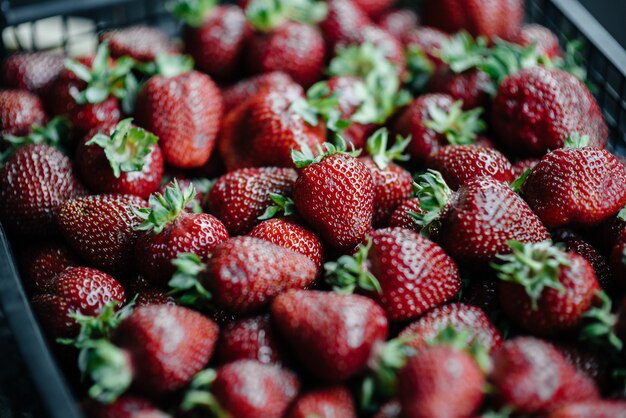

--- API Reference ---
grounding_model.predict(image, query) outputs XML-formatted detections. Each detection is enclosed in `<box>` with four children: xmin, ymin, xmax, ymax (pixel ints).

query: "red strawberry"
<box><xmin>83</xmin><ymin>396</ymin><xmax>169</xmax><ymax>418</ymax></box>
<box><xmin>373</xmin><ymin>401</ymin><xmax>401</xmax><ymax>418</ymax></box>
<box><xmin>134</xmin><ymin>57</ymin><xmax>223</xmax><ymax>168</ymax></box>
<box><xmin>511</xmin><ymin>157</ymin><xmax>539</xmax><ymax>178</ymax></box>
<box><xmin>221</xmin><ymin>71</ymin><xmax>295</xmax><ymax>114</ymax></box>
<box><xmin>429</xmin><ymin>145</ymin><xmax>514</xmax><ymax>189</ymax></box>
<box><xmin>422</xmin><ymin>0</ymin><xmax>523</xmax><ymax>40</ymax></box>
<box><xmin>134</xmin><ymin>181</ymin><xmax>229</xmax><ymax>286</ymax></box>
<box><xmin>494</xmin><ymin>241</ymin><xmax>600</xmax><ymax>336</ymax></box>
<box><xmin>216</xmin><ymin>314</ymin><xmax>286</xmax><ymax>365</ymax></box>
<box><xmin>511</xmin><ymin>24</ymin><xmax>561</xmax><ymax>59</ymax></box>
<box><xmin>58</xmin><ymin>194</ymin><xmax>147</xmax><ymax>277</ymax></box>
<box><xmin>388</xmin><ymin>198</ymin><xmax>423</xmax><ymax>231</ymax></box>
<box><xmin>292</xmin><ymin>141</ymin><xmax>374</xmax><ymax>251</ymax></box>
<box><xmin>100</xmin><ymin>26</ymin><xmax>180</xmax><ymax>62</ymax></box>
<box><xmin>0</xmin><ymin>144</ymin><xmax>84</xmax><ymax>236</ymax></box>
<box><xmin>207</xmin><ymin>167</ymin><xmax>298</xmax><ymax>235</ymax></box>
<box><xmin>399</xmin><ymin>303</ymin><xmax>502</xmax><ymax>353</ymax></box>
<box><xmin>0</xmin><ymin>90</ymin><xmax>47</xmax><ymax>137</ymax></box>
<box><xmin>31</xmin><ymin>266</ymin><xmax>126</xmax><ymax>338</ymax></box>
<box><xmin>393</xmin><ymin>94</ymin><xmax>486</xmax><ymax>166</ymax></box>
<box><xmin>376</xmin><ymin>9</ymin><xmax>419</xmax><ymax>41</ymax></box>
<box><xmin>319</xmin><ymin>0</ymin><xmax>372</xmax><ymax>51</ymax></box>
<box><xmin>271</xmin><ymin>289</ymin><xmax>388</xmax><ymax>382</ymax></box>
<box><xmin>548</xmin><ymin>400</ymin><xmax>626</xmax><ymax>418</ymax></box>
<box><xmin>351</xmin><ymin>0</ymin><xmax>393</xmax><ymax>17</ymax></box>
<box><xmin>134</xmin><ymin>289</ymin><xmax>177</xmax><ymax>306</ymax></box>
<box><xmin>403</xmin><ymin>27</ymin><xmax>450</xmax><ymax>71</ymax></box>
<box><xmin>286</xmin><ymin>386</ymin><xmax>357</xmax><ymax>418</ymax></box>
<box><xmin>523</xmin><ymin>147</ymin><xmax>626</xmax><ymax>228</ymax></box>
<box><xmin>76</xmin><ymin>119</ymin><xmax>163</xmax><ymax>199</ymax></box>
<box><xmin>427</xmin><ymin>69</ymin><xmax>493</xmax><ymax>111</ymax></box>
<box><xmin>18</xmin><ymin>242</ymin><xmax>78</xmax><ymax>294</ymax></box>
<box><xmin>2</xmin><ymin>52</ymin><xmax>65</xmax><ymax>95</ymax></box>
<box><xmin>490</xmin><ymin>337</ymin><xmax>599</xmax><ymax>414</ymax></box>
<box><xmin>326</xmin><ymin>228</ymin><xmax>461</xmax><ymax>321</ymax></box>
<box><xmin>249</xmin><ymin>218</ymin><xmax>324</xmax><ymax>270</ymax></box>
<box><xmin>492</xmin><ymin>67</ymin><xmax>608</xmax><ymax>155</ymax></box>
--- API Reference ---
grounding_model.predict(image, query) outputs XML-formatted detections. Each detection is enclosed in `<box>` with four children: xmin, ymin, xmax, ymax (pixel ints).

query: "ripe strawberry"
<box><xmin>216</xmin><ymin>314</ymin><xmax>286</xmax><ymax>365</ymax></box>
<box><xmin>326</xmin><ymin>228</ymin><xmax>461</xmax><ymax>321</ymax></box>
<box><xmin>76</xmin><ymin>119</ymin><xmax>163</xmax><ymax>199</ymax></box>
<box><xmin>548</xmin><ymin>400</ymin><xmax>626</xmax><ymax>418</ymax></box>
<box><xmin>494</xmin><ymin>241</ymin><xmax>600</xmax><ymax>336</ymax></box>
<box><xmin>429</xmin><ymin>145</ymin><xmax>514</xmax><ymax>189</ymax></box>
<box><xmin>271</xmin><ymin>289</ymin><xmax>388</xmax><ymax>382</ymax></box>
<box><xmin>319</xmin><ymin>0</ymin><xmax>371</xmax><ymax>51</ymax></box>
<box><xmin>511</xmin><ymin>157</ymin><xmax>539</xmax><ymax>178</ymax></box>
<box><xmin>134</xmin><ymin>56</ymin><xmax>223</xmax><ymax>168</ymax></box>
<box><xmin>492</xmin><ymin>67</ymin><xmax>608</xmax><ymax>155</ymax></box>
<box><xmin>218</xmin><ymin>84</ymin><xmax>325</xmax><ymax>170</ymax></box>
<box><xmin>2</xmin><ymin>52</ymin><xmax>65</xmax><ymax>95</ymax></box>
<box><xmin>286</xmin><ymin>386</ymin><xmax>357</xmax><ymax>418</ymax></box>
<box><xmin>58</xmin><ymin>194</ymin><xmax>147</xmax><ymax>277</ymax></box>
<box><xmin>403</xmin><ymin>27</ymin><xmax>450</xmax><ymax>71</ymax></box>
<box><xmin>490</xmin><ymin>337</ymin><xmax>599</xmax><ymax>414</ymax></box>
<box><xmin>422</xmin><ymin>0</ymin><xmax>523</xmax><ymax>40</ymax></box>
<box><xmin>359</xmin><ymin>129</ymin><xmax>413</xmax><ymax>227</ymax></box>
<box><xmin>100</xmin><ymin>26</ymin><xmax>180</xmax><ymax>62</ymax></box>
<box><xmin>31</xmin><ymin>266</ymin><xmax>126</xmax><ymax>338</ymax></box>
<box><xmin>398</xmin><ymin>303</ymin><xmax>502</xmax><ymax>353</ymax></box>
<box><xmin>207</xmin><ymin>167</ymin><xmax>298</xmax><ymax>235</ymax></box>
<box><xmin>249</xmin><ymin>218</ymin><xmax>324</xmax><ymax>270</ymax></box>
<box><xmin>511</xmin><ymin>24</ymin><xmax>561</xmax><ymax>59</ymax></box>
<box><xmin>523</xmin><ymin>147</ymin><xmax>626</xmax><ymax>228</ymax></box>
<box><xmin>0</xmin><ymin>144</ymin><xmax>84</xmax><ymax>236</ymax></box>
<box><xmin>292</xmin><ymin>141</ymin><xmax>374</xmax><ymax>251</ymax></box>
<box><xmin>393</xmin><ymin>94</ymin><xmax>486</xmax><ymax>166</ymax></box>
<box><xmin>18</xmin><ymin>242</ymin><xmax>78</xmax><ymax>294</ymax></box>
<box><xmin>83</xmin><ymin>396</ymin><xmax>169</xmax><ymax>418</ymax></box>
<box><xmin>427</xmin><ymin>69</ymin><xmax>492</xmax><ymax>111</ymax></box>
<box><xmin>376</xmin><ymin>9</ymin><xmax>419</xmax><ymax>41</ymax></box>
<box><xmin>0</xmin><ymin>90</ymin><xmax>47</xmax><ymax>137</ymax></box>
<box><xmin>134</xmin><ymin>181</ymin><xmax>229</xmax><ymax>286</ymax></box>
<box><xmin>350</xmin><ymin>0</ymin><xmax>392</xmax><ymax>17</ymax></box>
<box><xmin>221</xmin><ymin>71</ymin><xmax>294</xmax><ymax>113</ymax></box>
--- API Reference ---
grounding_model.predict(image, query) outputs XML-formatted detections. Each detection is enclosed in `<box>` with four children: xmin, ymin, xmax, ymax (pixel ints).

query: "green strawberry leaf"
<box><xmin>580</xmin><ymin>290</ymin><xmax>623</xmax><ymax>351</ymax></box>
<box><xmin>1</xmin><ymin>116</ymin><xmax>70</xmax><ymax>164</ymax></box>
<box><xmin>246</xmin><ymin>0</ymin><xmax>327</xmax><ymax>31</ymax></box>
<box><xmin>134</xmin><ymin>180</ymin><xmax>197</xmax><ymax>233</ymax></box>
<box><xmin>170</xmin><ymin>0</ymin><xmax>217</xmax><ymax>27</ymax></box>
<box><xmin>168</xmin><ymin>253</ymin><xmax>213</xmax><ymax>307</ymax></box>
<box><xmin>291</xmin><ymin>135</ymin><xmax>360</xmax><ymax>168</ymax></box>
<box><xmin>325</xmin><ymin>238</ymin><xmax>382</xmax><ymax>294</ymax></box>
<box><xmin>510</xmin><ymin>168</ymin><xmax>532</xmax><ymax>194</ymax></box>
<box><xmin>365</xmin><ymin>128</ymin><xmax>410</xmax><ymax>170</ymax></box>
<box><xmin>405</xmin><ymin>45</ymin><xmax>435</xmax><ymax>94</ymax></box>
<box><xmin>410</xmin><ymin>170</ymin><xmax>452</xmax><ymax>237</ymax></box>
<box><xmin>564</xmin><ymin>132</ymin><xmax>591</xmax><ymax>148</ymax></box>
<box><xmin>258</xmin><ymin>193</ymin><xmax>296</xmax><ymax>220</ymax></box>
<box><xmin>424</xmin><ymin>100</ymin><xmax>486</xmax><ymax>145</ymax></box>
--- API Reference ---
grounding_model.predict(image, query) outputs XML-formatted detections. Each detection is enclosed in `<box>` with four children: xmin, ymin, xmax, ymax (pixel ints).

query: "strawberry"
<box><xmin>427</xmin><ymin>69</ymin><xmax>493</xmax><ymax>111</ymax></box>
<box><xmin>319</xmin><ymin>0</ymin><xmax>371</xmax><ymax>51</ymax></box>
<box><xmin>393</xmin><ymin>94</ymin><xmax>486</xmax><ymax>166</ymax></box>
<box><xmin>207</xmin><ymin>167</ymin><xmax>298</xmax><ymax>235</ymax></box>
<box><xmin>0</xmin><ymin>144</ymin><xmax>84</xmax><ymax>236</ymax></box>
<box><xmin>429</xmin><ymin>145</ymin><xmax>514</xmax><ymax>189</ymax></box>
<box><xmin>492</xmin><ymin>67</ymin><xmax>608</xmax><ymax>155</ymax></box>
<box><xmin>421</xmin><ymin>0</ymin><xmax>523</xmax><ymax>40</ymax></box>
<box><xmin>490</xmin><ymin>337</ymin><xmax>599</xmax><ymax>414</ymax></box>
<box><xmin>351</xmin><ymin>0</ymin><xmax>392</xmax><ymax>18</ymax></box>
<box><xmin>346</xmin><ymin>26</ymin><xmax>407</xmax><ymax>76</ymax></box>
<box><xmin>2</xmin><ymin>52</ymin><xmax>65</xmax><ymax>95</ymax></box>
<box><xmin>249</xmin><ymin>218</ymin><xmax>324</xmax><ymax>270</ymax></box>
<box><xmin>373</xmin><ymin>401</ymin><xmax>401</xmax><ymax>418</ymax></box>
<box><xmin>376</xmin><ymin>9</ymin><xmax>419</xmax><ymax>41</ymax></box>
<box><xmin>403</xmin><ymin>27</ymin><xmax>450</xmax><ymax>71</ymax></box>
<box><xmin>271</xmin><ymin>289</ymin><xmax>388</xmax><ymax>382</ymax></box>
<box><xmin>398</xmin><ymin>303</ymin><xmax>502</xmax><ymax>353</ymax></box>
<box><xmin>181</xmin><ymin>360</ymin><xmax>299</xmax><ymax>418</ymax></box>
<box><xmin>216</xmin><ymin>314</ymin><xmax>286</xmax><ymax>365</ymax></box>
<box><xmin>511</xmin><ymin>24</ymin><xmax>561</xmax><ymax>59</ymax></box>
<box><xmin>292</xmin><ymin>140</ymin><xmax>374</xmax><ymax>251</ymax></box>
<box><xmin>221</xmin><ymin>71</ymin><xmax>295</xmax><ymax>114</ymax></box>
<box><xmin>83</xmin><ymin>396</ymin><xmax>170</xmax><ymax>418</ymax></box>
<box><xmin>388</xmin><ymin>198</ymin><xmax>423</xmax><ymax>231</ymax></box>
<box><xmin>326</xmin><ymin>228</ymin><xmax>461</xmax><ymax>321</ymax></box>
<box><xmin>58</xmin><ymin>194</ymin><xmax>147</xmax><ymax>277</ymax></box>
<box><xmin>359</xmin><ymin>129</ymin><xmax>413</xmax><ymax>227</ymax></box>
<box><xmin>100</xmin><ymin>26</ymin><xmax>180</xmax><ymax>62</ymax></box>
<box><xmin>157</xmin><ymin>177</ymin><xmax>208</xmax><ymax>214</ymax></box>
<box><xmin>286</xmin><ymin>386</ymin><xmax>357</xmax><ymax>418</ymax></box>
<box><xmin>556</xmin><ymin>342</ymin><xmax>611</xmax><ymax>393</ymax></box>
<box><xmin>31</xmin><ymin>266</ymin><xmax>126</xmax><ymax>338</ymax></box>
<box><xmin>76</xmin><ymin>119</ymin><xmax>163</xmax><ymax>199</ymax></box>
<box><xmin>511</xmin><ymin>157</ymin><xmax>539</xmax><ymax>178</ymax></box>
<box><xmin>134</xmin><ymin>181</ymin><xmax>229</xmax><ymax>286</ymax></box>
<box><xmin>548</xmin><ymin>400</ymin><xmax>626</xmax><ymax>418</ymax></box>
<box><xmin>18</xmin><ymin>242</ymin><xmax>78</xmax><ymax>294</ymax></box>
<box><xmin>0</xmin><ymin>90</ymin><xmax>47</xmax><ymax>137</ymax></box>
<box><xmin>523</xmin><ymin>146</ymin><xmax>626</xmax><ymax>228</ymax></box>
<box><xmin>134</xmin><ymin>55</ymin><xmax>223</xmax><ymax>168</ymax></box>
<box><xmin>494</xmin><ymin>241</ymin><xmax>600</xmax><ymax>336</ymax></box>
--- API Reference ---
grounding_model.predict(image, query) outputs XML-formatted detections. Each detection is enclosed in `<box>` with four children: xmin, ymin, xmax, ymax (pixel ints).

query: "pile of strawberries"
<box><xmin>2</xmin><ymin>0</ymin><xmax>626</xmax><ymax>416</ymax></box>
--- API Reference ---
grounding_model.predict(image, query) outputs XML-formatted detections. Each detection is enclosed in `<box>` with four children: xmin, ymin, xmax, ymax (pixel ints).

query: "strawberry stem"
<box><xmin>258</xmin><ymin>193</ymin><xmax>296</xmax><ymax>220</ymax></box>
<box><xmin>246</xmin><ymin>0</ymin><xmax>327</xmax><ymax>32</ymax></box>
<box><xmin>510</xmin><ymin>168</ymin><xmax>532</xmax><ymax>194</ymax></box>
<box><xmin>564</xmin><ymin>132</ymin><xmax>591</xmax><ymax>148</ymax></box>
<box><xmin>580</xmin><ymin>290</ymin><xmax>623</xmax><ymax>351</ymax></box>
<box><xmin>291</xmin><ymin>136</ymin><xmax>361</xmax><ymax>168</ymax></box>
<box><xmin>290</xmin><ymin>81</ymin><xmax>351</xmax><ymax>132</ymax></box>
<box><xmin>426</xmin><ymin>325</ymin><xmax>492</xmax><ymax>373</ymax></box>
<box><xmin>424</xmin><ymin>100</ymin><xmax>486</xmax><ymax>146</ymax></box>
<box><xmin>170</xmin><ymin>0</ymin><xmax>217</xmax><ymax>27</ymax></box>
<box><xmin>409</xmin><ymin>170</ymin><xmax>452</xmax><ymax>237</ymax></box>
<box><xmin>325</xmin><ymin>238</ymin><xmax>382</xmax><ymax>294</ymax></box>
<box><xmin>168</xmin><ymin>253</ymin><xmax>214</xmax><ymax>307</ymax></box>
<box><xmin>135</xmin><ymin>180</ymin><xmax>197</xmax><ymax>233</ymax></box>
<box><xmin>80</xmin><ymin>339</ymin><xmax>133</xmax><ymax>403</ymax></box>
<box><xmin>365</xmin><ymin>128</ymin><xmax>410</xmax><ymax>170</ymax></box>
<box><xmin>181</xmin><ymin>369</ymin><xmax>230</xmax><ymax>418</ymax></box>
<box><xmin>1</xmin><ymin>116</ymin><xmax>70</xmax><ymax>164</ymax></box>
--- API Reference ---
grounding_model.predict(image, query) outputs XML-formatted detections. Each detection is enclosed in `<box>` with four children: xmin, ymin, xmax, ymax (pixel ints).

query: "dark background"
<box><xmin>580</xmin><ymin>0</ymin><xmax>626</xmax><ymax>48</ymax></box>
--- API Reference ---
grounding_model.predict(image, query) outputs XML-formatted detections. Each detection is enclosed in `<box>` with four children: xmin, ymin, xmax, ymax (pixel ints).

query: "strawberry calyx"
<box><xmin>135</xmin><ymin>180</ymin><xmax>197</xmax><ymax>233</ymax></box>
<box><xmin>86</xmin><ymin>118</ymin><xmax>158</xmax><ymax>178</ymax></box>
<box><xmin>405</xmin><ymin>45</ymin><xmax>435</xmax><ymax>94</ymax></box>
<box><xmin>564</xmin><ymin>132</ymin><xmax>591</xmax><ymax>148</ymax></box>
<box><xmin>258</xmin><ymin>193</ymin><xmax>296</xmax><ymax>220</ymax></box>
<box><xmin>290</xmin><ymin>81</ymin><xmax>351</xmax><ymax>132</ymax></box>
<box><xmin>365</xmin><ymin>128</ymin><xmax>410</xmax><ymax>170</ymax></box>
<box><xmin>426</xmin><ymin>325</ymin><xmax>492</xmax><ymax>373</ymax></box>
<box><xmin>618</xmin><ymin>205</ymin><xmax>626</xmax><ymax>222</ymax></box>
<box><xmin>424</xmin><ymin>100</ymin><xmax>486</xmax><ymax>145</ymax></box>
<box><xmin>409</xmin><ymin>170</ymin><xmax>452</xmax><ymax>237</ymax></box>
<box><xmin>246</xmin><ymin>0</ymin><xmax>328</xmax><ymax>32</ymax></box>
<box><xmin>170</xmin><ymin>0</ymin><xmax>217</xmax><ymax>27</ymax></box>
<box><xmin>510</xmin><ymin>168</ymin><xmax>532</xmax><ymax>194</ymax></box>
<box><xmin>181</xmin><ymin>369</ymin><xmax>230</xmax><ymax>418</ymax></box>
<box><xmin>291</xmin><ymin>135</ymin><xmax>361</xmax><ymax>168</ymax></box>
<box><xmin>492</xmin><ymin>240</ymin><xmax>569</xmax><ymax>309</ymax></box>
<box><xmin>0</xmin><ymin>116</ymin><xmax>70</xmax><ymax>164</ymax></box>
<box><xmin>168</xmin><ymin>253</ymin><xmax>214</xmax><ymax>307</ymax></box>
<box><xmin>325</xmin><ymin>238</ymin><xmax>382</xmax><ymax>295</ymax></box>
<box><xmin>437</xmin><ymin>31</ymin><xmax>489</xmax><ymax>75</ymax></box>
<box><xmin>135</xmin><ymin>53</ymin><xmax>195</xmax><ymax>78</ymax></box>
<box><xmin>580</xmin><ymin>290</ymin><xmax>623</xmax><ymax>351</ymax></box>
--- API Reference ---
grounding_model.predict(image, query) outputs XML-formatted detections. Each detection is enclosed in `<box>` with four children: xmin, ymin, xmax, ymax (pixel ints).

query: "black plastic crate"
<box><xmin>0</xmin><ymin>0</ymin><xmax>625</xmax><ymax>417</ymax></box>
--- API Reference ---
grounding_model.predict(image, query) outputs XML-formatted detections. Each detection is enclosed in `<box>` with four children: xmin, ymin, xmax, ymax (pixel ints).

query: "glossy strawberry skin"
<box><xmin>216</xmin><ymin>314</ymin><xmax>285</xmax><ymax>365</ymax></box>
<box><xmin>100</xmin><ymin>26</ymin><xmax>180</xmax><ymax>62</ymax></box>
<box><xmin>212</xmin><ymin>360</ymin><xmax>299</xmax><ymax>418</ymax></box>
<box><xmin>439</xmin><ymin>177</ymin><xmax>551</xmax><ymax>266</ymax></box>
<box><xmin>319</xmin><ymin>0</ymin><xmax>372</xmax><ymax>51</ymax></box>
<box><xmin>511</xmin><ymin>24</ymin><xmax>561</xmax><ymax>59</ymax></box>
<box><xmin>548</xmin><ymin>401</ymin><xmax>626</xmax><ymax>418</ymax></box>
<box><xmin>0</xmin><ymin>144</ymin><xmax>85</xmax><ymax>237</ymax></box>
<box><xmin>523</xmin><ymin>148</ymin><xmax>626</xmax><ymax>228</ymax></box>
<box><xmin>365</xmin><ymin>228</ymin><xmax>461</xmax><ymax>321</ymax></box>
<box><xmin>427</xmin><ymin>69</ymin><xmax>492</xmax><ymax>110</ymax></box>
<box><xmin>84</xmin><ymin>396</ymin><xmax>169</xmax><ymax>418</ymax></box>
<box><xmin>294</xmin><ymin>154</ymin><xmax>374</xmax><ymax>251</ymax></box>
<box><xmin>2</xmin><ymin>52</ymin><xmax>65</xmax><ymax>96</ymax></box>
<box><xmin>388</xmin><ymin>198</ymin><xmax>423</xmax><ymax>231</ymax></box>
<box><xmin>207</xmin><ymin>167</ymin><xmax>298</xmax><ymax>235</ymax></box>
<box><xmin>492</xmin><ymin>67</ymin><xmax>608</xmax><ymax>156</ymax></box>
<box><xmin>76</xmin><ymin>125</ymin><xmax>164</xmax><ymax>199</ymax></box>
<box><xmin>399</xmin><ymin>303</ymin><xmax>502</xmax><ymax>353</ymax></box>
<box><xmin>183</xmin><ymin>5</ymin><xmax>251</xmax><ymax>81</ymax></box>
<box><xmin>429</xmin><ymin>145</ymin><xmax>514</xmax><ymax>189</ymax></box>
<box><xmin>18</xmin><ymin>242</ymin><xmax>78</xmax><ymax>295</ymax></box>
<box><xmin>272</xmin><ymin>290</ymin><xmax>388</xmax><ymax>382</ymax></box>
<box><xmin>135</xmin><ymin>212</ymin><xmax>229</xmax><ymax>286</ymax></box>
<box><xmin>58</xmin><ymin>194</ymin><xmax>147</xmax><ymax>278</ymax></box>
<box><xmin>0</xmin><ymin>89</ymin><xmax>47</xmax><ymax>136</ymax></box>
<box><xmin>207</xmin><ymin>236</ymin><xmax>318</xmax><ymax>314</ymax></box>
<box><xmin>286</xmin><ymin>386</ymin><xmax>357</xmax><ymax>418</ymax></box>
<box><xmin>112</xmin><ymin>304</ymin><xmax>218</xmax><ymax>394</ymax></box>
<box><xmin>376</xmin><ymin>9</ymin><xmax>419</xmax><ymax>41</ymax></box>
<box><xmin>398</xmin><ymin>346</ymin><xmax>485</xmax><ymax>418</ymax></box>
<box><xmin>221</xmin><ymin>71</ymin><xmax>295</xmax><ymax>114</ymax></box>
<box><xmin>556</xmin><ymin>342</ymin><xmax>611</xmax><ymax>394</ymax></box>
<box><xmin>134</xmin><ymin>70</ymin><xmax>223</xmax><ymax>168</ymax></box>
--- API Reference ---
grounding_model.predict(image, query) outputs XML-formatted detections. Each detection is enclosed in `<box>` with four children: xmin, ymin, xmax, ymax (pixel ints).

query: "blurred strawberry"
<box><xmin>548</xmin><ymin>400</ymin><xmax>626</xmax><ymax>418</ymax></box>
<box><xmin>0</xmin><ymin>90</ymin><xmax>47</xmax><ymax>138</ymax></box>
<box><xmin>286</xmin><ymin>386</ymin><xmax>357</xmax><ymax>418</ymax></box>
<box><xmin>2</xmin><ymin>52</ymin><xmax>65</xmax><ymax>95</ymax></box>
<box><xmin>18</xmin><ymin>242</ymin><xmax>78</xmax><ymax>294</ymax></box>
<box><xmin>216</xmin><ymin>314</ymin><xmax>286</xmax><ymax>365</ymax></box>
<box><xmin>376</xmin><ymin>9</ymin><xmax>418</xmax><ymax>41</ymax></box>
<box><xmin>221</xmin><ymin>71</ymin><xmax>295</xmax><ymax>113</ymax></box>
<box><xmin>388</xmin><ymin>198</ymin><xmax>423</xmax><ymax>231</ymax></box>
<box><xmin>100</xmin><ymin>25</ymin><xmax>180</xmax><ymax>62</ymax></box>
<box><xmin>511</xmin><ymin>24</ymin><xmax>561</xmax><ymax>59</ymax></box>
<box><xmin>319</xmin><ymin>0</ymin><xmax>371</xmax><ymax>51</ymax></box>
<box><xmin>83</xmin><ymin>396</ymin><xmax>170</xmax><ymax>418</ymax></box>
